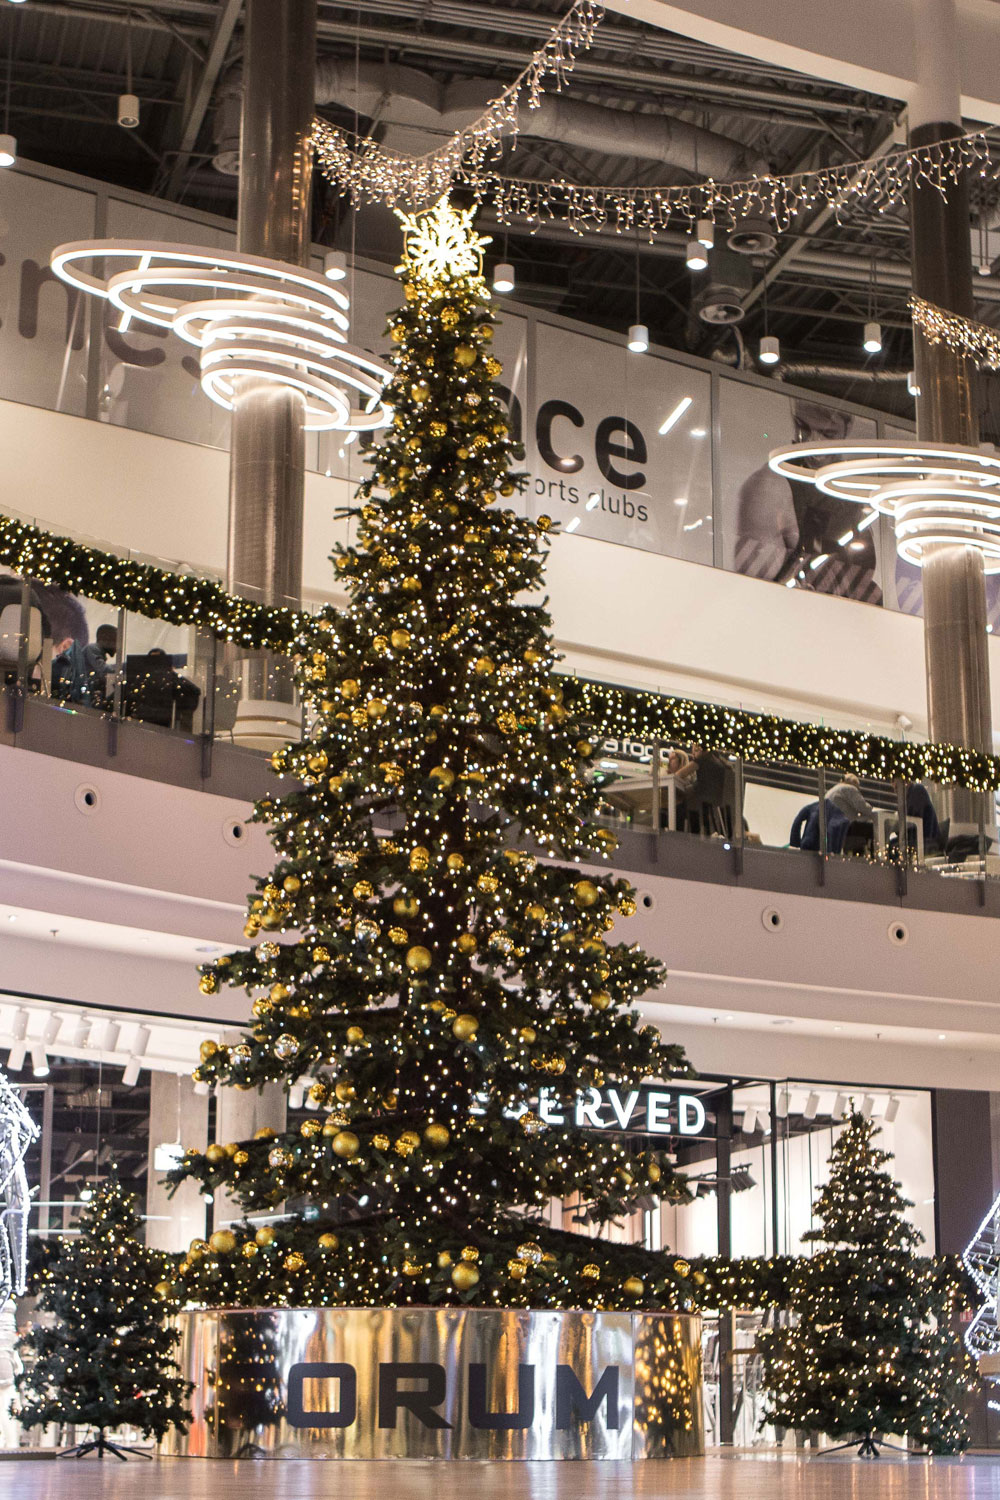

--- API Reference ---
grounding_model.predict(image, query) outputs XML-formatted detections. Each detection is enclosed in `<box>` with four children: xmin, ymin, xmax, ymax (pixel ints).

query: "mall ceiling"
<box><xmin>3</xmin><ymin>0</ymin><xmax>1000</xmax><ymax>426</ymax></box>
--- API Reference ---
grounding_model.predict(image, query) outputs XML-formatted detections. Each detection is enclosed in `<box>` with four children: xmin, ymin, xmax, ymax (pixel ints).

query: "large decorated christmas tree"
<box><xmin>16</xmin><ymin>1180</ymin><xmax>191</xmax><ymax>1457</ymax></box>
<box><xmin>168</xmin><ymin>197</ymin><xmax>694</xmax><ymax>1310</ymax></box>
<box><xmin>757</xmin><ymin>1110</ymin><xmax>975</xmax><ymax>1455</ymax></box>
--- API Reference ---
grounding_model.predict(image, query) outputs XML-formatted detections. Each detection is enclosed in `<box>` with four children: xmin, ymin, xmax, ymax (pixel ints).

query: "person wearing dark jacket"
<box><xmin>790</xmin><ymin>798</ymin><xmax>850</xmax><ymax>853</ymax></box>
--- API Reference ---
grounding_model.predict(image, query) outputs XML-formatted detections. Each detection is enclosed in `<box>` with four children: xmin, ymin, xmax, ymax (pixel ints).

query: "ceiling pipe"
<box><xmin>212</xmin><ymin>57</ymin><xmax>769</xmax><ymax>181</ymax></box>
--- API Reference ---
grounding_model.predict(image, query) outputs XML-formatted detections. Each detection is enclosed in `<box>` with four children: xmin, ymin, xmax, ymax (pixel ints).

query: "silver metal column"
<box><xmin>227</xmin><ymin>0</ymin><xmax>316</xmax><ymax>706</ymax></box>
<box><xmin>909</xmin><ymin>0</ymin><xmax>992</xmax><ymax>823</ymax></box>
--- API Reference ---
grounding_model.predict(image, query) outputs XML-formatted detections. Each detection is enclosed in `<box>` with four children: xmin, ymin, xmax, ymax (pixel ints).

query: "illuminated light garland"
<box><xmin>910</xmin><ymin>293</ymin><xmax>1000</xmax><ymax>371</ymax></box>
<box><xmin>3</xmin><ymin>504</ymin><xmax>999</xmax><ymax>788</ymax></box>
<box><xmin>313</xmin><ymin>0</ymin><xmax>606</xmax><ymax>211</ymax></box>
<box><xmin>316</xmin><ymin>116</ymin><xmax>1000</xmax><ymax>240</ymax></box>
<box><xmin>961</xmin><ymin>1187</ymin><xmax>1000</xmax><ymax>1409</ymax></box>
<box><xmin>50</xmin><ymin>242</ymin><xmax>391</xmax><ymax>433</ymax></box>
<box><xmin>0</xmin><ymin>1065</ymin><xmax>37</xmax><ymax>1308</ymax></box>
<box><xmin>769</xmin><ymin>438</ymin><xmax>1000</xmax><ymax>573</ymax></box>
<box><xmin>0</xmin><ymin>512</ymin><xmax>302</xmax><ymax>650</ymax></box>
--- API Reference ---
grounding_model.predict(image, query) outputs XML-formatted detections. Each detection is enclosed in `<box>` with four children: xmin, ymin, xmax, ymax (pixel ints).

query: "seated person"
<box><xmin>123</xmin><ymin>647</ymin><xmax>201</xmax><ymax>731</ymax></box>
<box><xmin>790</xmin><ymin>798</ymin><xmax>850</xmax><ymax>854</ymax></box>
<box><xmin>689</xmin><ymin>742</ymin><xmax>733</xmax><ymax>837</ymax></box>
<box><xmin>906</xmin><ymin>782</ymin><xmax>941</xmax><ymax>851</ymax></box>
<box><xmin>51</xmin><ymin>635</ymin><xmax>108</xmax><ymax>707</ymax></box>
<box><xmin>827</xmin><ymin>771</ymin><xmax>874</xmax><ymax>823</ymax></box>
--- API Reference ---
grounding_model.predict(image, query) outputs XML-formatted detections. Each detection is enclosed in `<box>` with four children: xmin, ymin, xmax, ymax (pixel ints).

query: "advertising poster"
<box><xmin>718</xmin><ymin>379</ymin><xmax>881</xmax><ymax>604</ymax></box>
<box><xmin>529</xmin><ymin>322</ymin><xmax>713</xmax><ymax>562</ymax></box>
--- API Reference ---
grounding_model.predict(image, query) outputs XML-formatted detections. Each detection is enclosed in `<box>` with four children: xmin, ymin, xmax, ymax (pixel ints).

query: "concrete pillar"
<box><xmin>146</xmin><ymin>1071</ymin><xmax>209</xmax><ymax>1253</ymax></box>
<box><xmin>213</xmin><ymin>1075</ymin><xmax>287</xmax><ymax>1229</ymax></box>
<box><xmin>909</xmin><ymin>0</ymin><xmax>992</xmax><ymax>825</ymax></box>
<box><xmin>226</xmin><ymin>0</ymin><xmax>316</xmax><ymax>708</ymax></box>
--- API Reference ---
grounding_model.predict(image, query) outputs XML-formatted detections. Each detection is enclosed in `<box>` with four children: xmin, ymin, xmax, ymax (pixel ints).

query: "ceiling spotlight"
<box><xmin>122</xmin><ymin>1056</ymin><xmax>142</xmax><ymax>1087</ymax></box>
<box><xmin>695</xmin><ymin>218</ymin><xmax>715</xmax><ymax>249</ymax></box>
<box><xmin>775</xmin><ymin>1088</ymin><xmax>790</xmax><ymax>1119</ymax></box>
<box><xmin>832</xmin><ymin>1092</ymin><xmax>848</xmax><ymax>1120</ymax></box>
<box><xmin>7</xmin><ymin>1041</ymin><xmax>26</xmax><ymax>1072</ymax></box>
<box><xmin>740</xmin><ymin>1104</ymin><xmax>757</xmax><ymax>1134</ymax></box>
<box><xmin>860</xmin><ymin>1094</ymin><xmax>875</xmax><ymax>1119</ymax></box>
<box><xmin>493</xmin><ymin>262</ymin><xmax>515</xmax><ymax>294</ymax></box>
<box><xmin>759</xmin><ymin>334</ymin><xmax>780</xmax><ymax>366</ymax></box>
<box><xmin>863</xmin><ymin>320</ymin><xmax>882</xmax><ymax>354</ymax></box>
<box><xmin>0</xmin><ymin>135</ymin><xmax>16</xmax><ymax>169</ymax></box>
<box><xmin>686</xmin><ymin>238</ymin><xmax>709</xmax><ymax>272</ymax></box>
<box><xmin>132</xmin><ymin>1023</ymin><xmax>151</xmax><ymax>1057</ymax></box>
<box><xmin>31</xmin><ymin>1045</ymin><xmax>49</xmax><ymax>1078</ymax></box>
<box><xmin>43</xmin><ymin>1014</ymin><xmax>63</xmax><ymax>1047</ymax></box>
<box><xmin>10</xmin><ymin>1008</ymin><xmax>29</xmax><ymax>1042</ymax></box>
<box><xmin>627</xmin><ymin>323</ymin><xmax>649</xmax><ymax>353</ymax></box>
<box><xmin>102</xmin><ymin>1020</ymin><xmax>121</xmax><ymax>1053</ymax></box>
<box><xmin>117</xmin><ymin>93</ymin><xmax>140</xmax><ymax>130</ymax></box>
<box><xmin>323</xmin><ymin>250</ymin><xmax>347</xmax><ymax>281</ymax></box>
<box><xmin>803</xmin><ymin>1091</ymin><xmax>821</xmax><ymax>1120</ymax></box>
<box><xmin>73</xmin><ymin>1016</ymin><xmax>92</xmax><ymax>1049</ymax></box>
<box><xmin>884</xmin><ymin>1096</ymin><xmax>900</xmax><ymax>1123</ymax></box>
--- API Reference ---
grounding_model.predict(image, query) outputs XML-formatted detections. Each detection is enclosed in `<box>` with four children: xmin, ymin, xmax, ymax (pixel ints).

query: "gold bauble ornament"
<box><xmin>437</xmin><ymin>1250</ymin><xmax>453</xmax><ymax>1268</ymax></box>
<box><xmin>402</xmin><ymin>576</ymin><xmax>422</xmax><ymax>593</ymax></box>
<box><xmin>205</xmin><ymin>1144</ymin><xmax>226</xmax><ymax>1165</ymax></box>
<box><xmin>254</xmin><ymin>1127</ymin><xmax>276</xmax><ymax>1141</ymax></box>
<box><xmin>268</xmin><ymin>1146</ymin><xmax>292</xmax><ymax>1169</ymax></box>
<box><xmin>591</xmin><ymin>991</ymin><xmax>612</xmax><ymax>1011</ymax></box>
<box><xmin>673</xmin><ymin>1258</ymin><xmax>691</xmax><ymax>1278</ymax></box>
<box><xmin>648</xmin><ymin>1162</ymin><xmax>662</xmax><ymax>1184</ymax></box>
<box><xmin>623</xmin><ymin>1276</ymin><xmax>645</xmax><ymax>1299</ymax></box>
<box><xmin>519</xmin><ymin>1026</ymin><xmax>537</xmax><ymax>1043</ymax></box>
<box><xmin>346</xmin><ymin>1025</ymin><xmax>366</xmax><ymax>1044</ymax></box>
<box><xmin>460</xmin><ymin>1245</ymin><xmax>479</xmax><ymax>1263</ymax></box>
<box><xmin>332</xmin><ymin>1130</ymin><xmax>360</xmax><ymax>1159</ymax></box>
<box><xmin>536</xmin><ymin>514</ymin><xmax>553</xmax><ymax>532</ymax></box>
<box><xmin>373</xmin><ymin>1134</ymin><xmax>390</xmax><ymax>1152</ymax></box>
<box><xmin>334</xmin><ymin>1080</ymin><xmax>356</xmax><ymax>1103</ymax></box>
<box><xmin>390</xmin><ymin>324</ymin><xmax>406</xmax><ymax>342</ymax></box>
<box><xmin>367</xmin><ymin>698</ymin><xmax>388</xmax><ymax>720</ymax></box>
<box><xmin>390</xmin><ymin>628</ymin><xmax>411</xmax><ymax>650</ymax></box>
<box><xmin>154</xmin><ymin>1280</ymin><xmax>173</xmax><ymax>1299</ymax></box>
<box><xmin>372</xmin><ymin>635</ymin><xmax>389</xmax><ymax>654</ymax></box>
<box><xmin>340</xmin><ymin>679</ymin><xmax>360</xmax><ymax>699</ymax></box>
<box><xmin>456</xmin><ymin>933</ymin><xmax>477</xmax><ymax>954</ymax></box>
<box><xmin>405</xmin><ymin>945</ymin><xmax>432</xmax><ymax>973</ymax></box>
<box><xmin>388</xmin><ymin>926</ymin><xmax>408</xmax><ymax>944</ymax></box>
<box><xmin>274</xmin><ymin>1033</ymin><xmax>299</xmax><ymax>1060</ymax></box>
<box><xmin>424</xmin><ymin>1122</ymin><xmax>450</xmax><ymax>1149</ymax></box>
<box><xmin>209</xmin><ymin>1230</ymin><xmax>236</xmax><ymax>1255</ymax></box>
<box><xmin>198</xmin><ymin>973</ymin><xmax>218</xmax><ymax>995</ymax></box>
<box><xmin>402</xmin><ymin>1260</ymin><xmax>424</xmax><ymax>1278</ymax></box>
<box><xmin>451</xmin><ymin>1263</ymin><xmax>480</xmax><ymax>1290</ymax></box>
<box><xmin>473</xmin><ymin>656</ymin><xmax>495</xmax><ymax>676</ymax></box>
<box><xmin>452</xmin><ymin>1014</ymin><xmax>479</xmax><ymax>1041</ymax></box>
<box><xmin>282</xmin><ymin>875</ymin><xmax>302</xmax><ymax>895</ymax></box>
<box><xmin>233</xmin><ymin>1150</ymin><xmax>249</xmax><ymax>1166</ymax></box>
<box><xmin>573</xmin><ymin>880</ymin><xmax>599</xmax><ymax>908</ymax></box>
<box><xmin>618</xmin><ymin>896</ymin><xmax>637</xmax><ymax>917</ymax></box>
<box><xmin>454</xmin><ymin>344</ymin><xmax>476</xmax><ymax>368</ymax></box>
<box><xmin>241</xmin><ymin>1240</ymin><xmax>258</xmax><ymax>1259</ymax></box>
<box><xmin>352</xmin><ymin>880</ymin><xmax>374</xmax><ymax>900</ymax></box>
<box><xmin>581</xmin><ymin>1264</ymin><xmax>602</xmax><ymax>1282</ymax></box>
<box><xmin>477</xmin><ymin>873</ymin><xmax>498</xmax><ymax>894</ymax></box>
<box><xmin>409</xmin><ymin>847</ymin><xmax>431</xmax><ymax>872</ymax></box>
<box><xmin>525</xmin><ymin>904</ymin><xmax>546</xmax><ymax>922</ymax></box>
<box><xmin>318</xmin><ymin>1232</ymin><xmax>340</xmax><ymax>1251</ymax></box>
<box><xmin>446</xmin><ymin>852</ymin><xmax>465</xmax><ymax>872</ymax></box>
<box><xmin>507</xmin><ymin>1258</ymin><xmax>527</xmax><ymax>1281</ymax></box>
<box><xmin>270</xmin><ymin>982</ymin><xmax>290</xmax><ymax>1002</ymax></box>
<box><xmin>284</xmin><ymin>1252</ymin><xmax>306</xmax><ymax>1272</ymax></box>
<box><xmin>517</xmin><ymin>1241</ymin><xmax>543</xmax><ymax>1266</ymax></box>
<box><xmin>429</xmin><ymin>765</ymin><xmax>455</xmax><ymax>788</ymax></box>
<box><xmin>576</xmin><ymin>740</ymin><xmax>594</xmax><ymax>758</ymax></box>
<box><xmin>199</xmin><ymin>1040</ymin><xmax>219</xmax><ymax>1062</ymax></box>
<box><xmin>411</xmin><ymin>381</ymin><xmax>431</xmax><ymax>402</ymax></box>
<box><xmin>255</xmin><ymin>1225</ymin><xmax>276</xmax><ymax>1247</ymax></box>
<box><xmin>307</xmin><ymin>750</ymin><xmax>328</xmax><ymax>774</ymax></box>
<box><xmin>393</xmin><ymin>894</ymin><xmax>419</xmax><ymax>916</ymax></box>
<box><xmin>313</xmin><ymin>944</ymin><xmax>331</xmax><ymax>963</ymax></box>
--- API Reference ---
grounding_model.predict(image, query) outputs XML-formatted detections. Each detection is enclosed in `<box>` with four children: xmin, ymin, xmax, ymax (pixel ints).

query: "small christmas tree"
<box><xmin>758</xmin><ymin>1110</ymin><xmax>975</xmax><ymax>1456</ymax></box>
<box><xmin>167</xmin><ymin>196</ymin><xmax>694</xmax><ymax>1311</ymax></box>
<box><xmin>16</xmin><ymin>1180</ymin><xmax>191</xmax><ymax>1458</ymax></box>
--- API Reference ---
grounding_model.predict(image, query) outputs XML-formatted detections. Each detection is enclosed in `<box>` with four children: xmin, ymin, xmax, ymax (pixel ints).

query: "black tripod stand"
<box><xmin>818</xmin><ymin>1431</ymin><xmax>920</xmax><ymax>1460</ymax></box>
<box><xmin>59</xmin><ymin>1431</ymin><xmax>153</xmax><ymax>1461</ymax></box>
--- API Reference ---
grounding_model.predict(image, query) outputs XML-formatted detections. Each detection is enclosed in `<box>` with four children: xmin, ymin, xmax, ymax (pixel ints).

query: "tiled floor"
<box><xmin>4</xmin><ymin>1452</ymin><xmax>1000</xmax><ymax>1499</ymax></box>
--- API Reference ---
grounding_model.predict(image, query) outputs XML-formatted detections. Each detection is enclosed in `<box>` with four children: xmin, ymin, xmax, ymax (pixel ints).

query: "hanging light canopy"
<box><xmin>863</xmin><ymin>320</ymin><xmax>883</xmax><ymax>354</ymax></box>
<box><xmin>323</xmin><ymin>250</ymin><xmax>347</xmax><ymax>281</ymax></box>
<box><xmin>759</xmin><ymin>334</ymin><xmax>780</xmax><ymax>365</ymax></box>
<box><xmin>627</xmin><ymin>323</ymin><xmax>649</xmax><ymax>353</ymax></box>
<box><xmin>685</xmin><ymin>238</ymin><xmax>708</xmax><ymax>271</ymax></box>
<box><xmin>695</xmin><ymin>218</ymin><xmax>715</xmax><ymax>249</ymax></box>
<box><xmin>493</xmin><ymin>261</ymin><xmax>515</xmax><ymax>294</ymax></box>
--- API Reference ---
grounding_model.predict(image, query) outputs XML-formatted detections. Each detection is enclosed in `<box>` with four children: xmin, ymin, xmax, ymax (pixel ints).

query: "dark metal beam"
<box><xmin>163</xmin><ymin>0</ymin><xmax>243</xmax><ymax>198</ymax></box>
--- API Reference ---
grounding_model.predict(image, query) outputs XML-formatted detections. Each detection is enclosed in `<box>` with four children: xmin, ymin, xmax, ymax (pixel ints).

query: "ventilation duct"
<box><xmin>694</xmin><ymin>248</ymin><xmax>753</xmax><ymax>324</ymax></box>
<box><xmin>212</xmin><ymin>58</ymin><xmax>769</xmax><ymax>184</ymax></box>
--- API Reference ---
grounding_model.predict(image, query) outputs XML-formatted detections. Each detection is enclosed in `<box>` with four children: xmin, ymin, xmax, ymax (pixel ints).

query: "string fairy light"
<box><xmin>910</xmin><ymin>292</ymin><xmax>1000</xmax><ymax>370</ymax></box>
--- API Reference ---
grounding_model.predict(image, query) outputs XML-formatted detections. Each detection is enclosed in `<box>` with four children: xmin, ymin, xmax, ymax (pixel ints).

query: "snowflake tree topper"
<box><xmin>395</xmin><ymin>196</ymin><xmax>491</xmax><ymax>284</ymax></box>
<box><xmin>0</xmin><ymin>1067</ymin><xmax>36</xmax><ymax>1309</ymax></box>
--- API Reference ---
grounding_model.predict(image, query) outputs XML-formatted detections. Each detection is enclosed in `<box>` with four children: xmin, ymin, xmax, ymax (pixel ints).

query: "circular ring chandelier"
<box><xmin>50</xmin><ymin>240</ymin><xmax>391</xmax><ymax>433</ymax></box>
<box><xmin>768</xmin><ymin>439</ymin><xmax>1000</xmax><ymax>572</ymax></box>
